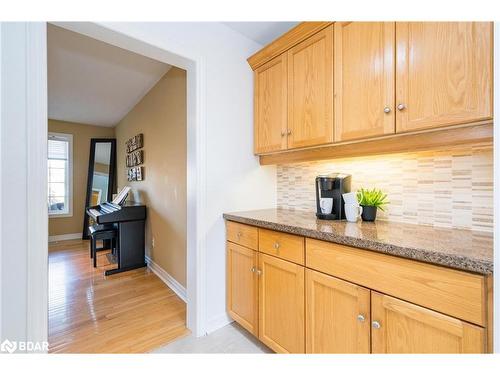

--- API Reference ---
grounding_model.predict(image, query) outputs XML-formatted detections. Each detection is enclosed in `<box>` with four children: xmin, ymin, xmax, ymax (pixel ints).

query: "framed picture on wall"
<box><xmin>127</xmin><ymin>166</ymin><xmax>144</xmax><ymax>181</ymax></box>
<box><xmin>126</xmin><ymin>150</ymin><xmax>143</xmax><ymax>167</ymax></box>
<box><xmin>126</xmin><ymin>133</ymin><xmax>144</xmax><ymax>153</ymax></box>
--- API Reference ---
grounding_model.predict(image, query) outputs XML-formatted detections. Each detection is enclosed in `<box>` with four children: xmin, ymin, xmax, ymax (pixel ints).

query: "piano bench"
<box><xmin>89</xmin><ymin>225</ymin><xmax>118</xmax><ymax>268</ymax></box>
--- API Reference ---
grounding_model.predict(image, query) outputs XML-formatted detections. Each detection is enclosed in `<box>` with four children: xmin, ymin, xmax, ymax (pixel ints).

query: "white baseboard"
<box><xmin>206</xmin><ymin>312</ymin><xmax>233</xmax><ymax>335</ymax></box>
<box><xmin>145</xmin><ymin>256</ymin><xmax>187</xmax><ymax>302</ymax></box>
<box><xmin>48</xmin><ymin>232</ymin><xmax>82</xmax><ymax>242</ymax></box>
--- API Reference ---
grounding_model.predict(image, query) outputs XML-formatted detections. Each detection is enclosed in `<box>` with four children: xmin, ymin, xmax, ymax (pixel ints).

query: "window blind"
<box><xmin>48</xmin><ymin>138</ymin><xmax>69</xmax><ymax>160</ymax></box>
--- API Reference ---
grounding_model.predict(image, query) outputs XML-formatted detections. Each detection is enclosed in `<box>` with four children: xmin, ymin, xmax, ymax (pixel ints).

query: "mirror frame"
<box><xmin>82</xmin><ymin>138</ymin><xmax>117</xmax><ymax>239</ymax></box>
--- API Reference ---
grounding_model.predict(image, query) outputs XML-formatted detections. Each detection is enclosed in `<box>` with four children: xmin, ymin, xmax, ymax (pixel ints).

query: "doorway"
<box><xmin>1</xmin><ymin>21</ymin><xmax>208</xmax><ymax>351</ymax></box>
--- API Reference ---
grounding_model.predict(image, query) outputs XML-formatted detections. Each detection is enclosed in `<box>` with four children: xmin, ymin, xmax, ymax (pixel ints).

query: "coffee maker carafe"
<box><xmin>315</xmin><ymin>174</ymin><xmax>351</xmax><ymax>220</ymax></box>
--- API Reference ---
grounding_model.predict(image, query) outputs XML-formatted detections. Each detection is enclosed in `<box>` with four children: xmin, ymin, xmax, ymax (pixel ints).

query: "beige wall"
<box><xmin>115</xmin><ymin>67</ymin><xmax>187</xmax><ymax>287</ymax></box>
<box><xmin>48</xmin><ymin>119</ymin><xmax>115</xmax><ymax>236</ymax></box>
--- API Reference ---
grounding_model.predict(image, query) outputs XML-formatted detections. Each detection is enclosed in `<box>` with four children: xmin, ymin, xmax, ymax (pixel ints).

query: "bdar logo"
<box><xmin>1</xmin><ymin>339</ymin><xmax>17</xmax><ymax>353</ymax></box>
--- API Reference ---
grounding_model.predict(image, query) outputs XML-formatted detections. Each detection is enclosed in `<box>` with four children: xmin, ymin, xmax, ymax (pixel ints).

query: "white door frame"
<box><xmin>25</xmin><ymin>21</ymin><xmax>208</xmax><ymax>344</ymax></box>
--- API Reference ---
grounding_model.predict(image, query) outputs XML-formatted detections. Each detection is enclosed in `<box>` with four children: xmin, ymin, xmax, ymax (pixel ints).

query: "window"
<box><xmin>48</xmin><ymin>133</ymin><xmax>73</xmax><ymax>217</ymax></box>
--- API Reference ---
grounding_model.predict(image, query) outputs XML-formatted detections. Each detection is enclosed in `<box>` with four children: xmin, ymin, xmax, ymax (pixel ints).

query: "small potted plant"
<box><xmin>356</xmin><ymin>188</ymin><xmax>389</xmax><ymax>222</ymax></box>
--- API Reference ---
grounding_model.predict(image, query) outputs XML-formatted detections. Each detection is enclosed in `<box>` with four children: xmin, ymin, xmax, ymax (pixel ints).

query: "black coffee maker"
<box><xmin>315</xmin><ymin>174</ymin><xmax>351</xmax><ymax>220</ymax></box>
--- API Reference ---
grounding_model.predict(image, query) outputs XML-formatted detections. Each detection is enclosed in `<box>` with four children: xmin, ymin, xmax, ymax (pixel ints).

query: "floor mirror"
<box><xmin>82</xmin><ymin>138</ymin><xmax>117</xmax><ymax>239</ymax></box>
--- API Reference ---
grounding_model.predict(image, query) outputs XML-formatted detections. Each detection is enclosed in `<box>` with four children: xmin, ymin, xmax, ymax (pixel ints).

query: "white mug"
<box><xmin>345</xmin><ymin>203</ymin><xmax>363</xmax><ymax>223</ymax></box>
<box><xmin>319</xmin><ymin>198</ymin><xmax>333</xmax><ymax>214</ymax></box>
<box><xmin>342</xmin><ymin>192</ymin><xmax>358</xmax><ymax>205</ymax></box>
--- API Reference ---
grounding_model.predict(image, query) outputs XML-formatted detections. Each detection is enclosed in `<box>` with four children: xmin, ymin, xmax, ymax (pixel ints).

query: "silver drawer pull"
<box><xmin>372</xmin><ymin>321</ymin><xmax>381</xmax><ymax>329</ymax></box>
<box><xmin>357</xmin><ymin>314</ymin><xmax>365</xmax><ymax>322</ymax></box>
<box><xmin>273</xmin><ymin>242</ymin><xmax>280</xmax><ymax>250</ymax></box>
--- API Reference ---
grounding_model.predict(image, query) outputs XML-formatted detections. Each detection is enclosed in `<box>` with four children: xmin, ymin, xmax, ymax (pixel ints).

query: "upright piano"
<box><xmin>86</xmin><ymin>201</ymin><xmax>147</xmax><ymax>275</ymax></box>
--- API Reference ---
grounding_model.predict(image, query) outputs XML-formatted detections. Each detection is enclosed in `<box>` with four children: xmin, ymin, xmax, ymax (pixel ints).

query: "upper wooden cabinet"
<box><xmin>334</xmin><ymin>22</ymin><xmax>395</xmax><ymax>142</ymax></box>
<box><xmin>395</xmin><ymin>22</ymin><xmax>493</xmax><ymax>133</ymax></box>
<box><xmin>371</xmin><ymin>292</ymin><xmax>485</xmax><ymax>353</ymax></box>
<box><xmin>254</xmin><ymin>54</ymin><xmax>288</xmax><ymax>153</ymax></box>
<box><xmin>248</xmin><ymin>22</ymin><xmax>493</xmax><ymax>164</ymax></box>
<box><xmin>287</xmin><ymin>25</ymin><xmax>334</xmax><ymax>148</ymax></box>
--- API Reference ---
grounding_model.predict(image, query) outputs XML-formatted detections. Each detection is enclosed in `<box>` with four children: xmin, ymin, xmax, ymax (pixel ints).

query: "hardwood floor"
<box><xmin>48</xmin><ymin>239</ymin><xmax>189</xmax><ymax>353</ymax></box>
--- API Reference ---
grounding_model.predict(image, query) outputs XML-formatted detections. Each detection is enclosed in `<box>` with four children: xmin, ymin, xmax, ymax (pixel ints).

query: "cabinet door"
<box><xmin>371</xmin><ymin>292</ymin><xmax>485</xmax><ymax>353</ymax></box>
<box><xmin>334</xmin><ymin>22</ymin><xmax>395</xmax><ymax>142</ymax></box>
<box><xmin>396</xmin><ymin>22</ymin><xmax>492</xmax><ymax>133</ymax></box>
<box><xmin>227</xmin><ymin>242</ymin><xmax>258</xmax><ymax>336</ymax></box>
<box><xmin>306</xmin><ymin>269</ymin><xmax>370</xmax><ymax>353</ymax></box>
<box><xmin>287</xmin><ymin>25</ymin><xmax>334</xmax><ymax>149</ymax></box>
<box><xmin>254</xmin><ymin>54</ymin><xmax>288</xmax><ymax>154</ymax></box>
<box><xmin>258</xmin><ymin>253</ymin><xmax>305</xmax><ymax>353</ymax></box>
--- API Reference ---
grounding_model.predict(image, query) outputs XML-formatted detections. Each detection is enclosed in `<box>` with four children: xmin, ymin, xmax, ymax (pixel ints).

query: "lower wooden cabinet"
<box><xmin>226</xmin><ymin>242</ymin><xmax>258</xmax><ymax>336</ymax></box>
<box><xmin>306</xmin><ymin>269</ymin><xmax>370</xmax><ymax>353</ymax></box>
<box><xmin>226</xmin><ymin>223</ymin><xmax>490</xmax><ymax>354</ymax></box>
<box><xmin>371</xmin><ymin>292</ymin><xmax>485</xmax><ymax>353</ymax></box>
<box><xmin>259</xmin><ymin>253</ymin><xmax>305</xmax><ymax>353</ymax></box>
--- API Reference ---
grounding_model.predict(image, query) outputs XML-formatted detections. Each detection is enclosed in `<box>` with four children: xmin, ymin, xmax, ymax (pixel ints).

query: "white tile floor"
<box><xmin>152</xmin><ymin>322</ymin><xmax>272</xmax><ymax>354</ymax></box>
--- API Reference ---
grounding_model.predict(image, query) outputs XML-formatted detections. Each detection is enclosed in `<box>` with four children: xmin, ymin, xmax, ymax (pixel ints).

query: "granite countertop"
<box><xmin>223</xmin><ymin>208</ymin><xmax>493</xmax><ymax>275</ymax></box>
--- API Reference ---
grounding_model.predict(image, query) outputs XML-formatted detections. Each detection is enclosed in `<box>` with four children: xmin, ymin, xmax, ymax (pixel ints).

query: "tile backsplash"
<box><xmin>277</xmin><ymin>144</ymin><xmax>493</xmax><ymax>232</ymax></box>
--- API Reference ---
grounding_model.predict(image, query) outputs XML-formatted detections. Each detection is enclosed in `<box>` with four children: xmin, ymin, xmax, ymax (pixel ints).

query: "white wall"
<box><xmin>1</xmin><ymin>22</ymin><xmax>29</xmax><ymax>342</ymax></box>
<box><xmin>0</xmin><ymin>22</ymin><xmax>48</xmax><ymax>347</ymax></box>
<box><xmin>97</xmin><ymin>23</ymin><xmax>278</xmax><ymax>332</ymax></box>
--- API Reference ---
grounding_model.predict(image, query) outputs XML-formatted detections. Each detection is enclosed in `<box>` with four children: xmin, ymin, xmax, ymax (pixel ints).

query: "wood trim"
<box><xmin>259</xmin><ymin>122</ymin><xmax>493</xmax><ymax>165</ymax></box>
<box><xmin>487</xmin><ymin>274</ymin><xmax>493</xmax><ymax>353</ymax></box>
<box><xmin>247</xmin><ymin>22</ymin><xmax>333</xmax><ymax>70</ymax></box>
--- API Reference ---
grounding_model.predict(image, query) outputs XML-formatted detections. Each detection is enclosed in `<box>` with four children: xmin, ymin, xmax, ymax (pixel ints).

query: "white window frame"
<box><xmin>48</xmin><ymin>132</ymin><xmax>73</xmax><ymax>218</ymax></box>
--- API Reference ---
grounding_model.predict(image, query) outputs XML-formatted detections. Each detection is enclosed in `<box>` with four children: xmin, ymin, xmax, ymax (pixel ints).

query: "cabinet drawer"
<box><xmin>226</xmin><ymin>221</ymin><xmax>258</xmax><ymax>250</ymax></box>
<box><xmin>259</xmin><ymin>229</ymin><xmax>305</xmax><ymax>265</ymax></box>
<box><xmin>306</xmin><ymin>238</ymin><xmax>486</xmax><ymax>326</ymax></box>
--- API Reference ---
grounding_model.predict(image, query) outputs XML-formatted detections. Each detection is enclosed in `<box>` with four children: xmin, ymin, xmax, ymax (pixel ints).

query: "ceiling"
<box><xmin>48</xmin><ymin>24</ymin><xmax>171</xmax><ymax>127</ymax></box>
<box><xmin>223</xmin><ymin>22</ymin><xmax>299</xmax><ymax>45</ymax></box>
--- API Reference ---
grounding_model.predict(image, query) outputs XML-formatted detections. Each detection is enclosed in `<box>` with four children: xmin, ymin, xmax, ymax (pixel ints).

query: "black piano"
<box><xmin>86</xmin><ymin>201</ymin><xmax>147</xmax><ymax>275</ymax></box>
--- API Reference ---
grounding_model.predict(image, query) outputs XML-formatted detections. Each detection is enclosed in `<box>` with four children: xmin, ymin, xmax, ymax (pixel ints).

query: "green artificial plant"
<box><xmin>356</xmin><ymin>188</ymin><xmax>389</xmax><ymax>211</ymax></box>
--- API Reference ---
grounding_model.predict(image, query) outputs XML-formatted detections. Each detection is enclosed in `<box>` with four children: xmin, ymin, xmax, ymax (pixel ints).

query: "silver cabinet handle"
<box><xmin>287</xmin><ymin>130</ymin><xmax>292</xmax><ymax>135</ymax></box>
<box><xmin>251</xmin><ymin>267</ymin><xmax>256</xmax><ymax>273</ymax></box>
<box><xmin>281</xmin><ymin>131</ymin><xmax>286</xmax><ymax>137</ymax></box>
<box><xmin>357</xmin><ymin>314</ymin><xmax>365</xmax><ymax>322</ymax></box>
<box><xmin>372</xmin><ymin>321</ymin><xmax>381</xmax><ymax>329</ymax></box>
<box><xmin>273</xmin><ymin>242</ymin><xmax>280</xmax><ymax>250</ymax></box>
<box><xmin>397</xmin><ymin>103</ymin><xmax>406</xmax><ymax>111</ymax></box>
<box><xmin>256</xmin><ymin>269</ymin><xmax>262</xmax><ymax>276</ymax></box>
<box><xmin>383</xmin><ymin>106</ymin><xmax>391</xmax><ymax>113</ymax></box>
